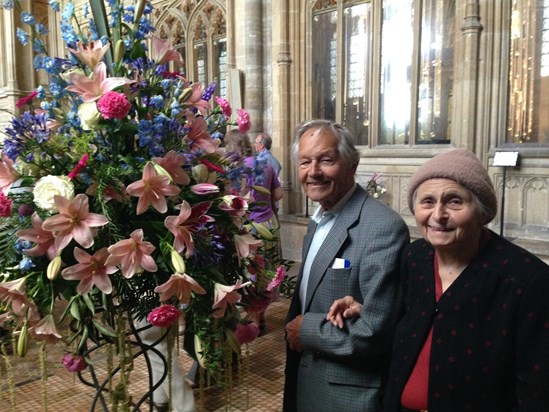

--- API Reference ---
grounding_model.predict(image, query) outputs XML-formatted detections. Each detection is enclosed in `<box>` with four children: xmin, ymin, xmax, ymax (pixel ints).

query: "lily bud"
<box><xmin>17</xmin><ymin>321</ymin><xmax>29</xmax><ymax>357</ymax></box>
<box><xmin>192</xmin><ymin>164</ymin><xmax>208</xmax><ymax>182</ymax></box>
<box><xmin>178</xmin><ymin>87</ymin><xmax>194</xmax><ymax>103</ymax></box>
<box><xmin>133</xmin><ymin>0</ymin><xmax>146</xmax><ymax>25</ymax></box>
<box><xmin>171</xmin><ymin>250</ymin><xmax>186</xmax><ymax>274</ymax></box>
<box><xmin>47</xmin><ymin>256</ymin><xmax>63</xmax><ymax>280</ymax></box>
<box><xmin>251</xmin><ymin>221</ymin><xmax>273</xmax><ymax>241</ymax></box>
<box><xmin>114</xmin><ymin>39</ymin><xmax>125</xmax><ymax>64</ymax></box>
<box><xmin>153</xmin><ymin>163</ymin><xmax>173</xmax><ymax>182</ymax></box>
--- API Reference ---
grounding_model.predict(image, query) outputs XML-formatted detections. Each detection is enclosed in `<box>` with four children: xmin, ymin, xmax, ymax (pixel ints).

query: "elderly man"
<box><xmin>283</xmin><ymin>120</ymin><xmax>409</xmax><ymax>411</ymax></box>
<box><xmin>254</xmin><ymin>132</ymin><xmax>282</xmax><ymax>176</ymax></box>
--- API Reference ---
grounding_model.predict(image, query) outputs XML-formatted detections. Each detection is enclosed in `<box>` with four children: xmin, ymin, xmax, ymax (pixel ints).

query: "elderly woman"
<box><xmin>327</xmin><ymin>148</ymin><xmax>549</xmax><ymax>412</ymax></box>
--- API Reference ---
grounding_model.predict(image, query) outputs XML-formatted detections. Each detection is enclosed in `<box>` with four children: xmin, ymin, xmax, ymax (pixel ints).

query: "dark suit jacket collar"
<box><xmin>302</xmin><ymin>186</ymin><xmax>369</xmax><ymax>312</ymax></box>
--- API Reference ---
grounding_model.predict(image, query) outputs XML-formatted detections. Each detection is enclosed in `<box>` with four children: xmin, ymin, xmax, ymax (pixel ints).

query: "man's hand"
<box><xmin>285</xmin><ymin>315</ymin><xmax>304</xmax><ymax>352</ymax></box>
<box><xmin>326</xmin><ymin>296</ymin><xmax>363</xmax><ymax>328</ymax></box>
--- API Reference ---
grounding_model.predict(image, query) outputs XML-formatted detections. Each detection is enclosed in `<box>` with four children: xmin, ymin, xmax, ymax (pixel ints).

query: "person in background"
<box><xmin>327</xmin><ymin>148</ymin><xmax>549</xmax><ymax>412</ymax></box>
<box><xmin>254</xmin><ymin>133</ymin><xmax>282</xmax><ymax>176</ymax></box>
<box><xmin>134</xmin><ymin>317</ymin><xmax>195</xmax><ymax>412</ymax></box>
<box><xmin>283</xmin><ymin>119</ymin><xmax>410</xmax><ymax>411</ymax></box>
<box><xmin>225</xmin><ymin>129</ymin><xmax>283</xmax><ymax>331</ymax></box>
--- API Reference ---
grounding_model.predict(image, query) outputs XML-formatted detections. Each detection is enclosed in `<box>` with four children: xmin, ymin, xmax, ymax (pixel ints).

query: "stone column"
<box><xmin>272</xmin><ymin>0</ymin><xmax>295</xmax><ymax>214</ymax></box>
<box><xmin>243</xmin><ymin>0</ymin><xmax>263</xmax><ymax>133</ymax></box>
<box><xmin>454</xmin><ymin>0</ymin><xmax>483</xmax><ymax>151</ymax></box>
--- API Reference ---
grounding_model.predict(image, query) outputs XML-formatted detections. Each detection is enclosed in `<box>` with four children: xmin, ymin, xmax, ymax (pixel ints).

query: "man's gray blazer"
<box><xmin>283</xmin><ymin>185</ymin><xmax>410</xmax><ymax>411</ymax></box>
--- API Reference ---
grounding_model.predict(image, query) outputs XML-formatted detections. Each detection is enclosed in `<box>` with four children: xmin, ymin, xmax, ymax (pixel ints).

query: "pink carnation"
<box><xmin>0</xmin><ymin>192</ymin><xmax>13</xmax><ymax>217</ymax></box>
<box><xmin>237</xmin><ymin>108</ymin><xmax>251</xmax><ymax>134</ymax></box>
<box><xmin>97</xmin><ymin>91</ymin><xmax>131</xmax><ymax>119</ymax></box>
<box><xmin>147</xmin><ymin>305</ymin><xmax>182</xmax><ymax>328</ymax></box>
<box><xmin>234</xmin><ymin>322</ymin><xmax>260</xmax><ymax>345</ymax></box>
<box><xmin>62</xmin><ymin>353</ymin><xmax>87</xmax><ymax>372</ymax></box>
<box><xmin>215</xmin><ymin>96</ymin><xmax>232</xmax><ymax>117</ymax></box>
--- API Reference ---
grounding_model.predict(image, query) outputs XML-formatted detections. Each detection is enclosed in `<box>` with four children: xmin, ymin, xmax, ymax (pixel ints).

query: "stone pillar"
<box><xmin>272</xmin><ymin>0</ymin><xmax>295</xmax><ymax>214</ymax></box>
<box><xmin>454</xmin><ymin>0</ymin><xmax>483</xmax><ymax>151</ymax></box>
<box><xmin>243</xmin><ymin>0</ymin><xmax>263</xmax><ymax>133</ymax></box>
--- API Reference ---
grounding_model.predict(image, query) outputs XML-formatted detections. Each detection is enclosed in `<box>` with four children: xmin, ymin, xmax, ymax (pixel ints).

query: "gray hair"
<box><xmin>410</xmin><ymin>185</ymin><xmax>494</xmax><ymax>226</ymax></box>
<box><xmin>292</xmin><ymin>119</ymin><xmax>359</xmax><ymax>167</ymax></box>
<box><xmin>256</xmin><ymin>133</ymin><xmax>272</xmax><ymax>150</ymax></box>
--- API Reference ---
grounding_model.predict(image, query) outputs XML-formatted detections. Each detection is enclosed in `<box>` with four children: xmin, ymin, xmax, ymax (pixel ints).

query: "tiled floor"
<box><xmin>0</xmin><ymin>298</ymin><xmax>290</xmax><ymax>412</ymax></box>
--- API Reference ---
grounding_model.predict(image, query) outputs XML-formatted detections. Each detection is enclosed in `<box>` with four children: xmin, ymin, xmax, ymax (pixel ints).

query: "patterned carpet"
<box><xmin>0</xmin><ymin>298</ymin><xmax>290</xmax><ymax>412</ymax></box>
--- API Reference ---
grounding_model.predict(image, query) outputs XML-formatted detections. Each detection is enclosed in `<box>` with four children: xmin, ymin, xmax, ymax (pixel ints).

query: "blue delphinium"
<box><xmin>16</xmin><ymin>28</ymin><xmax>29</xmax><ymax>45</ymax></box>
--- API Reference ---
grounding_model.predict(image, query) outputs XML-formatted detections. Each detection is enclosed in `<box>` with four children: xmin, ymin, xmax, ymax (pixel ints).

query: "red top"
<box><xmin>401</xmin><ymin>254</ymin><xmax>443</xmax><ymax>410</ymax></box>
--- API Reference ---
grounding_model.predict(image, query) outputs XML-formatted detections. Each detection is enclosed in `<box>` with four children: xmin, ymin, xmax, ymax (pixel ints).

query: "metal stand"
<box><xmin>499</xmin><ymin>166</ymin><xmax>507</xmax><ymax>237</ymax></box>
<box><xmin>77</xmin><ymin>320</ymin><xmax>170</xmax><ymax>412</ymax></box>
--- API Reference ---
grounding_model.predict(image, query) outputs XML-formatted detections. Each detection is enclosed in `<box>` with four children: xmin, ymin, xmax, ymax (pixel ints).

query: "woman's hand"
<box><xmin>326</xmin><ymin>296</ymin><xmax>363</xmax><ymax>329</ymax></box>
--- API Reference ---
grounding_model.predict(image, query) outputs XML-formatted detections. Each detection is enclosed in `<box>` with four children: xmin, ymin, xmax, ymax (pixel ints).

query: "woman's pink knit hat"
<box><xmin>407</xmin><ymin>148</ymin><xmax>497</xmax><ymax>224</ymax></box>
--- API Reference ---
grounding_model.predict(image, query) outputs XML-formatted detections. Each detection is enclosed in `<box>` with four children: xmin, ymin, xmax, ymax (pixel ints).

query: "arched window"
<box><xmin>154</xmin><ymin>1</ymin><xmax>227</xmax><ymax>98</ymax></box>
<box><xmin>310</xmin><ymin>0</ymin><xmax>455</xmax><ymax>147</ymax></box>
<box><xmin>507</xmin><ymin>0</ymin><xmax>549</xmax><ymax>144</ymax></box>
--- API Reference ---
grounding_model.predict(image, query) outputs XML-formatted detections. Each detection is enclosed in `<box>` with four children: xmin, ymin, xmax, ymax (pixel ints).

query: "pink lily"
<box><xmin>0</xmin><ymin>277</ymin><xmax>27</xmax><ymax>301</ymax></box>
<box><xmin>184</xmin><ymin>114</ymin><xmax>217</xmax><ymax>153</ymax></box>
<box><xmin>154</xmin><ymin>273</ymin><xmax>206</xmax><ymax>304</ymax></box>
<box><xmin>68</xmin><ymin>40</ymin><xmax>110</xmax><ymax>69</ymax></box>
<box><xmin>65</xmin><ymin>62</ymin><xmax>133</xmax><ymax>102</ymax></box>
<box><xmin>190</xmin><ymin>183</ymin><xmax>219</xmax><ymax>195</ymax></box>
<box><xmin>234</xmin><ymin>233</ymin><xmax>264</xmax><ymax>260</ymax></box>
<box><xmin>219</xmin><ymin>195</ymin><xmax>249</xmax><ymax>218</ymax></box>
<box><xmin>30</xmin><ymin>314</ymin><xmax>62</xmax><ymax>344</ymax></box>
<box><xmin>0</xmin><ymin>154</ymin><xmax>17</xmax><ymax>195</ymax></box>
<box><xmin>151</xmin><ymin>36</ymin><xmax>183</xmax><ymax>65</ymax></box>
<box><xmin>164</xmin><ymin>200</ymin><xmax>215</xmax><ymax>257</ymax></box>
<box><xmin>212</xmin><ymin>279</ymin><xmax>250</xmax><ymax>318</ymax></box>
<box><xmin>152</xmin><ymin>150</ymin><xmax>190</xmax><ymax>185</ymax></box>
<box><xmin>61</xmin><ymin>247</ymin><xmax>117</xmax><ymax>295</ymax></box>
<box><xmin>105</xmin><ymin>229</ymin><xmax>158</xmax><ymax>278</ymax></box>
<box><xmin>16</xmin><ymin>212</ymin><xmax>57</xmax><ymax>260</ymax></box>
<box><xmin>126</xmin><ymin>163</ymin><xmax>181</xmax><ymax>215</ymax></box>
<box><xmin>182</xmin><ymin>83</ymin><xmax>210</xmax><ymax>115</ymax></box>
<box><xmin>42</xmin><ymin>194</ymin><xmax>109</xmax><ymax>251</ymax></box>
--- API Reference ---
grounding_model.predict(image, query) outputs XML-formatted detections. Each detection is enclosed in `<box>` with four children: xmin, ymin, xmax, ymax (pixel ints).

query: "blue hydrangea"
<box><xmin>21</xmin><ymin>12</ymin><xmax>36</xmax><ymax>25</ymax></box>
<box><xmin>36</xmin><ymin>85</ymin><xmax>46</xmax><ymax>98</ymax></box>
<box><xmin>40</xmin><ymin>101</ymin><xmax>52</xmax><ymax>111</ymax></box>
<box><xmin>33</xmin><ymin>55</ymin><xmax>44</xmax><ymax>70</ymax></box>
<box><xmin>16</xmin><ymin>28</ymin><xmax>30</xmax><ymax>46</ymax></box>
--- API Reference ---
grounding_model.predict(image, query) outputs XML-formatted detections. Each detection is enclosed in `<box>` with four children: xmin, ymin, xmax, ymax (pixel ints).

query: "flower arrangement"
<box><xmin>365</xmin><ymin>172</ymin><xmax>388</xmax><ymax>199</ymax></box>
<box><xmin>0</xmin><ymin>0</ymin><xmax>288</xmax><ymax>405</ymax></box>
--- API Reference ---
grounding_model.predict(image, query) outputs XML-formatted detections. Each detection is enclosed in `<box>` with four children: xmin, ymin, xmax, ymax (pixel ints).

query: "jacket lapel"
<box><xmin>303</xmin><ymin>187</ymin><xmax>367</xmax><ymax>312</ymax></box>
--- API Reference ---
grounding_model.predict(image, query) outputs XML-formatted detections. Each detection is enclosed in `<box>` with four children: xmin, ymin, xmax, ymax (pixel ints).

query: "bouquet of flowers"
<box><xmin>0</xmin><ymin>0</ymin><xmax>287</xmax><ymax>398</ymax></box>
<box><xmin>365</xmin><ymin>172</ymin><xmax>387</xmax><ymax>199</ymax></box>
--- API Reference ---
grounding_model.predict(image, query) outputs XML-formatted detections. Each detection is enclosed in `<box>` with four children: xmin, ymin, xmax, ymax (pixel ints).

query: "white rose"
<box><xmin>78</xmin><ymin>102</ymin><xmax>101</xmax><ymax>131</ymax></box>
<box><xmin>33</xmin><ymin>175</ymin><xmax>75</xmax><ymax>212</ymax></box>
